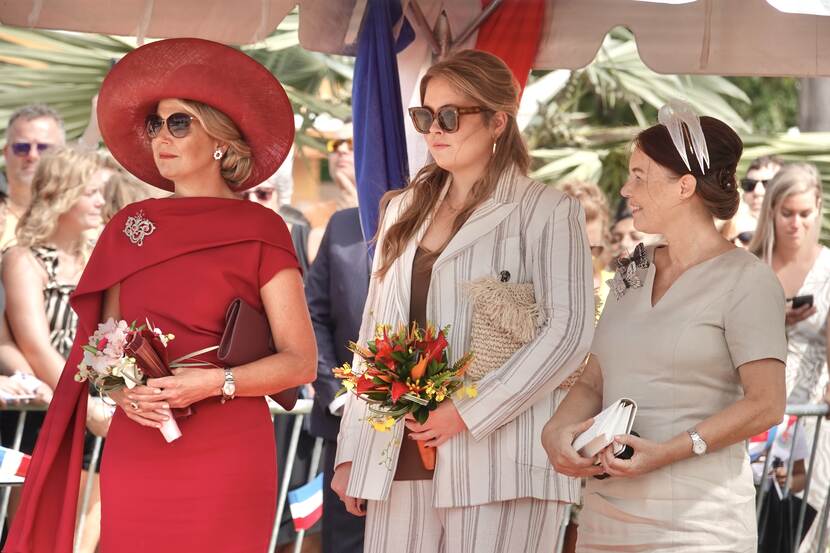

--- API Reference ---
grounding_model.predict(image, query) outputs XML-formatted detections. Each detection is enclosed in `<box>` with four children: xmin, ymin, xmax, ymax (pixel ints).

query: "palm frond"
<box><xmin>0</xmin><ymin>22</ymin><xmax>354</xmax><ymax>164</ymax></box>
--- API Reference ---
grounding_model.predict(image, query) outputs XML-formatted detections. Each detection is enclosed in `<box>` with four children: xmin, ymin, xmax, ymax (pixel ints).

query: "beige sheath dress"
<box><xmin>578</xmin><ymin>245</ymin><xmax>787</xmax><ymax>553</ymax></box>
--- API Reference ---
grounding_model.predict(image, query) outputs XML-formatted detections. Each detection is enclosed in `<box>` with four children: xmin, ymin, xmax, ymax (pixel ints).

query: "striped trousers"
<box><xmin>364</xmin><ymin>480</ymin><xmax>568</xmax><ymax>553</ymax></box>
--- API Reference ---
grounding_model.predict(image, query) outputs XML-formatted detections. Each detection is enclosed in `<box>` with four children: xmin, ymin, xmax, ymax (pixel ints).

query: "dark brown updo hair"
<box><xmin>634</xmin><ymin>116</ymin><xmax>742</xmax><ymax>220</ymax></box>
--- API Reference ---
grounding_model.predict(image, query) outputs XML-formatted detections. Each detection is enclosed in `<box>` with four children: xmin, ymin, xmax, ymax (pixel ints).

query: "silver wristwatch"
<box><xmin>687</xmin><ymin>429</ymin><xmax>707</xmax><ymax>456</ymax></box>
<box><xmin>221</xmin><ymin>367</ymin><xmax>236</xmax><ymax>404</ymax></box>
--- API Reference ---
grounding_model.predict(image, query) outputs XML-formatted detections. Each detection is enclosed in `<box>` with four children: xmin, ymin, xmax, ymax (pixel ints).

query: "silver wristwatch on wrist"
<box><xmin>221</xmin><ymin>367</ymin><xmax>236</xmax><ymax>404</ymax></box>
<box><xmin>687</xmin><ymin>428</ymin><xmax>707</xmax><ymax>456</ymax></box>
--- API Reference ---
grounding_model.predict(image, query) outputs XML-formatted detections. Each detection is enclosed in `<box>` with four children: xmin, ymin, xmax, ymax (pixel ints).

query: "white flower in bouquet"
<box><xmin>111</xmin><ymin>356</ymin><xmax>141</xmax><ymax>389</ymax></box>
<box><xmin>146</xmin><ymin>318</ymin><xmax>175</xmax><ymax>347</ymax></box>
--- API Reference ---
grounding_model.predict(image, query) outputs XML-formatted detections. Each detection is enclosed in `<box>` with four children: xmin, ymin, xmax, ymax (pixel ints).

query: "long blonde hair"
<box><xmin>748</xmin><ymin>162</ymin><xmax>823</xmax><ymax>263</ymax></box>
<box><xmin>375</xmin><ymin>49</ymin><xmax>530</xmax><ymax>278</ymax></box>
<box><xmin>16</xmin><ymin>147</ymin><xmax>103</xmax><ymax>256</ymax></box>
<box><xmin>178</xmin><ymin>99</ymin><xmax>253</xmax><ymax>187</ymax></box>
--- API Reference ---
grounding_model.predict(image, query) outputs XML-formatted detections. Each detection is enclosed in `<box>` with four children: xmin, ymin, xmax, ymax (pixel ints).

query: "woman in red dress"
<box><xmin>3</xmin><ymin>38</ymin><xmax>317</xmax><ymax>553</ymax></box>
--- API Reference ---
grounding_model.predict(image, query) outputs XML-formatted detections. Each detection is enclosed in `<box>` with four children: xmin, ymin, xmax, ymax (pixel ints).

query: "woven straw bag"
<box><xmin>466</xmin><ymin>277</ymin><xmax>583</xmax><ymax>390</ymax></box>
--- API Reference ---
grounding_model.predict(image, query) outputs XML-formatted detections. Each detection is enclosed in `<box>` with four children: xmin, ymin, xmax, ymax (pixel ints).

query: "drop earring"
<box><xmin>492</xmin><ymin>140</ymin><xmax>497</xmax><ymax>155</ymax></box>
<box><xmin>213</xmin><ymin>148</ymin><xmax>223</xmax><ymax>160</ymax></box>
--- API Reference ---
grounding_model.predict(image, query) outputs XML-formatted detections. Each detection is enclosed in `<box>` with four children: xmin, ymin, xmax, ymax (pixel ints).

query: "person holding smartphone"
<box><xmin>748</xmin><ymin>162</ymin><xmax>830</xmax><ymax>550</ymax></box>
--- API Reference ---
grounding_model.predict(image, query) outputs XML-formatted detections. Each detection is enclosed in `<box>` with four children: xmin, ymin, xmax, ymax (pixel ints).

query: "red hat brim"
<box><xmin>97</xmin><ymin>38</ymin><xmax>294</xmax><ymax>192</ymax></box>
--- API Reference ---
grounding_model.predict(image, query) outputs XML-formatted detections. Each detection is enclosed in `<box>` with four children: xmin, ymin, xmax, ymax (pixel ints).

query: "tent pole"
<box><xmin>452</xmin><ymin>0</ymin><xmax>503</xmax><ymax>48</ymax></box>
<box><xmin>406</xmin><ymin>1</ymin><xmax>442</xmax><ymax>55</ymax></box>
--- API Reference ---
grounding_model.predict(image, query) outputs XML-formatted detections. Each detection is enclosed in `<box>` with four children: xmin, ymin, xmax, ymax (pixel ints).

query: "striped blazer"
<box><xmin>335</xmin><ymin>165</ymin><xmax>594</xmax><ymax>508</ymax></box>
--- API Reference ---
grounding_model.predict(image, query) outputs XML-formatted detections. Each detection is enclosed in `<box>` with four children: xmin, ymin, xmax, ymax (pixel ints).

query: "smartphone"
<box><xmin>788</xmin><ymin>295</ymin><xmax>814</xmax><ymax>310</ymax></box>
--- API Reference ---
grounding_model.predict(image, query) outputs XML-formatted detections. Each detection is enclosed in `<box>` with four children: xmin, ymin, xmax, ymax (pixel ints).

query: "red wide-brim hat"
<box><xmin>97</xmin><ymin>38</ymin><xmax>294</xmax><ymax>192</ymax></box>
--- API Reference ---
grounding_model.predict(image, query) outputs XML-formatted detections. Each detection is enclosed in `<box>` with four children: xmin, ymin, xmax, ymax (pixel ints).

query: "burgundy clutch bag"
<box><xmin>218</xmin><ymin>298</ymin><xmax>298</xmax><ymax>411</ymax></box>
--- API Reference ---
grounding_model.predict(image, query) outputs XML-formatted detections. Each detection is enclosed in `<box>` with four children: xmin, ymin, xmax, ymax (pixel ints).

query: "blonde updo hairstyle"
<box><xmin>178</xmin><ymin>99</ymin><xmax>253</xmax><ymax>187</ymax></box>
<box><xmin>375</xmin><ymin>49</ymin><xmax>530</xmax><ymax>278</ymax></box>
<box><xmin>16</xmin><ymin>147</ymin><xmax>103</xmax><ymax>255</ymax></box>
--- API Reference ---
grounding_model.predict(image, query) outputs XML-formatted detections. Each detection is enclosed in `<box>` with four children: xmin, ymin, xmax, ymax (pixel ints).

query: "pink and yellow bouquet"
<box><xmin>333</xmin><ymin>322</ymin><xmax>475</xmax><ymax>469</ymax></box>
<box><xmin>75</xmin><ymin>318</ymin><xmax>185</xmax><ymax>442</ymax></box>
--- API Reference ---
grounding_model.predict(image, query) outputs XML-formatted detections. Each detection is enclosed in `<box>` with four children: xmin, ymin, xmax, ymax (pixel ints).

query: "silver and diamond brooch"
<box><xmin>123</xmin><ymin>210</ymin><xmax>156</xmax><ymax>246</ymax></box>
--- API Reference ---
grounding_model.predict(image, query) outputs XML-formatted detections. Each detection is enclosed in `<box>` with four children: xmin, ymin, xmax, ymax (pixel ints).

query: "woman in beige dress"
<box><xmin>543</xmin><ymin>109</ymin><xmax>788</xmax><ymax>552</ymax></box>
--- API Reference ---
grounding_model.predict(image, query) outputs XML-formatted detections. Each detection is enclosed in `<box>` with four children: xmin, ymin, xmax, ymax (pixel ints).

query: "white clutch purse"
<box><xmin>572</xmin><ymin>398</ymin><xmax>638</xmax><ymax>458</ymax></box>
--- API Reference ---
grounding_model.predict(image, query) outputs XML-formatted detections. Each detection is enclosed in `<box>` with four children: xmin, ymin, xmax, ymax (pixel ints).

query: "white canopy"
<box><xmin>2</xmin><ymin>0</ymin><xmax>830</xmax><ymax>76</ymax></box>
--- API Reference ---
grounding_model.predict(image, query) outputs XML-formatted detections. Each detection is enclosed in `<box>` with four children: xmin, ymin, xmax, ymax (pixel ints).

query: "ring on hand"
<box><xmin>129</xmin><ymin>401</ymin><xmax>140</xmax><ymax>412</ymax></box>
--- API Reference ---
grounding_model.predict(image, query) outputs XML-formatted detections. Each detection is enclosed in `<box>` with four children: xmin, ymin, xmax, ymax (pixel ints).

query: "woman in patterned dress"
<box><xmin>2</xmin><ymin>147</ymin><xmax>110</xmax><ymax>552</ymax></box>
<box><xmin>748</xmin><ymin>163</ymin><xmax>830</xmax><ymax>552</ymax></box>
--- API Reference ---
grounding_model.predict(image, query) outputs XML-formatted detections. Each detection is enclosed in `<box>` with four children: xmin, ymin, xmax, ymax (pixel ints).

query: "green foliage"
<box><xmin>526</xmin><ymin>28</ymin><xmax>752</xmax><ymax>195</ymax></box>
<box><xmin>725</xmin><ymin>77</ymin><xmax>799</xmax><ymax>134</ymax></box>
<box><xmin>0</xmin><ymin>18</ymin><xmax>354</xmax><ymax>161</ymax></box>
<box><xmin>523</xmin><ymin>30</ymin><xmax>830</xmax><ymax>240</ymax></box>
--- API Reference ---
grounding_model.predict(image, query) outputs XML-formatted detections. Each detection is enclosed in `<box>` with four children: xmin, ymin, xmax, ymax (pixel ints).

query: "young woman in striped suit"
<box><xmin>331</xmin><ymin>49</ymin><xmax>595</xmax><ymax>553</ymax></box>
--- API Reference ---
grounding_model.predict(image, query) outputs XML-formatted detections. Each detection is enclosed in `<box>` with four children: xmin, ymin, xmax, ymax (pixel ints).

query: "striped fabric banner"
<box><xmin>474</xmin><ymin>0</ymin><xmax>545</xmax><ymax>91</ymax></box>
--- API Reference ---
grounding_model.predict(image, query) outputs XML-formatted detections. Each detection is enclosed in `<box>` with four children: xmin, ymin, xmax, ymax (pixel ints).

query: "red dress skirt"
<box><xmin>103</xmin><ymin>242</ymin><xmax>296</xmax><ymax>551</ymax></box>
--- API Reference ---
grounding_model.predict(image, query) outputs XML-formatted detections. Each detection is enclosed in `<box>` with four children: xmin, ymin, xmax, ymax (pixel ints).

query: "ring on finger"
<box><xmin>129</xmin><ymin>401</ymin><xmax>140</xmax><ymax>412</ymax></box>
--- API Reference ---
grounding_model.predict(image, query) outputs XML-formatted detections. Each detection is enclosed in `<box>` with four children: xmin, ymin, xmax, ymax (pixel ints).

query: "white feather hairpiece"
<box><xmin>657</xmin><ymin>100</ymin><xmax>710</xmax><ymax>175</ymax></box>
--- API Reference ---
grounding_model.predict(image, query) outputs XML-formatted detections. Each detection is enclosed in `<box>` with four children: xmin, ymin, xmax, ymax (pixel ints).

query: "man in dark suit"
<box><xmin>306</xmin><ymin>206</ymin><xmax>369</xmax><ymax>553</ymax></box>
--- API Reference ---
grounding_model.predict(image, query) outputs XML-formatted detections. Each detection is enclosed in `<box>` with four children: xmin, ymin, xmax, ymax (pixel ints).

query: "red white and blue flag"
<box><xmin>0</xmin><ymin>446</ymin><xmax>30</xmax><ymax>478</ymax></box>
<box><xmin>288</xmin><ymin>473</ymin><xmax>324</xmax><ymax>531</ymax></box>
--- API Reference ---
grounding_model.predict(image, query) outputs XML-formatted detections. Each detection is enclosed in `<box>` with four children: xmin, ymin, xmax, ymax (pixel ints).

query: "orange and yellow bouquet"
<box><xmin>333</xmin><ymin>322</ymin><xmax>475</xmax><ymax>468</ymax></box>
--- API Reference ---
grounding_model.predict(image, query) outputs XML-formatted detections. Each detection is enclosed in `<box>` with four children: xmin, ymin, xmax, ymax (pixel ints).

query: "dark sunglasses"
<box><xmin>408</xmin><ymin>105</ymin><xmax>489</xmax><ymax>134</ymax></box>
<box><xmin>145</xmin><ymin>112</ymin><xmax>195</xmax><ymax>139</ymax></box>
<box><xmin>326</xmin><ymin>138</ymin><xmax>353</xmax><ymax>153</ymax></box>
<box><xmin>246</xmin><ymin>188</ymin><xmax>275</xmax><ymax>202</ymax></box>
<box><xmin>9</xmin><ymin>142</ymin><xmax>53</xmax><ymax>157</ymax></box>
<box><xmin>740</xmin><ymin>178</ymin><xmax>769</xmax><ymax>193</ymax></box>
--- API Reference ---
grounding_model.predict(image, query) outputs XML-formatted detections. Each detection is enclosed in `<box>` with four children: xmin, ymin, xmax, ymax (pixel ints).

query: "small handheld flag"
<box><xmin>288</xmin><ymin>473</ymin><xmax>324</xmax><ymax>531</ymax></box>
<box><xmin>0</xmin><ymin>446</ymin><xmax>30</xmax><ymax>478</ymax></box>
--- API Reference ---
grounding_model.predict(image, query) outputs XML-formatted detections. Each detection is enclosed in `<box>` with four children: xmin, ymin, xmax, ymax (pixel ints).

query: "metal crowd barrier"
<box><xmin>756</xmin><ymin>403</ymin><xmax>830</xmax><ymax>553</ymax></box>
<box><xmin>0</xmin><ymin>398</ymin><xmax>323</xmax><ymax>553</ymax></box>
<box><xmin>9</xmin><ymin>401</ymin><xmax>830</xmax><ymax>552</ymax></box>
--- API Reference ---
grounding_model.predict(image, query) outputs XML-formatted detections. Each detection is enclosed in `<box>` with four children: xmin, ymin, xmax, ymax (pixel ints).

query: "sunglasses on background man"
<box><xmin>239</xmin><ymin>187</ymin><xmax>276</xmax><ymax>202</ymax></box>
<box><xmin>740</xmin><ymin>178</ymin><xmax>769</xmax><ymax>193</ymax></box>
<box><xmin>326</xmin><ymin>138</ymin><xmax>353</xmax><ymax>153</ymax></box>
<box><xmin>9</xmin><ymin>142</ymin><xmax>54</xmax><ymax>157</ymax></box>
